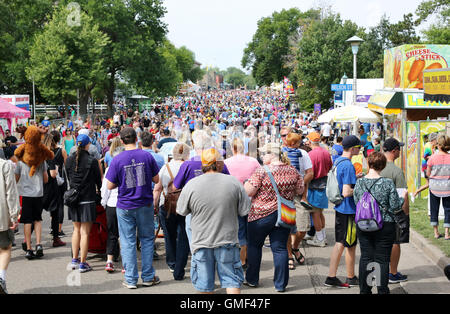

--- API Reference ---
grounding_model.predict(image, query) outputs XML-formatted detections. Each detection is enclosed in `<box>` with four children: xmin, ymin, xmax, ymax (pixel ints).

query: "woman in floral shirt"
<box><xmin>244</xmin><ymin>143</ymin><xmax>303</xmax><ymax>292</ymax></box>
<box><xmin>353</xmin><ymin>152</ymin><xmax>406</xmax><ymax>294</ymax></box>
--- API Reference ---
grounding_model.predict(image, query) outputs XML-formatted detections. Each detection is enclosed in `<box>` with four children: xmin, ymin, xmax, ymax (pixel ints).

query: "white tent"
<box><xmin>318</xmin><ymin>105</ymin><xmax>381</xmax><ymax>123</ymax></box>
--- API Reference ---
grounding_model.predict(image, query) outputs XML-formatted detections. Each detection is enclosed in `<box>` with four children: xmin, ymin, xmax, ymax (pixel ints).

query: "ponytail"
<box><xmin>75</xmin><ymin>145</ymin><xmax>82</xmax><ymax>172</ymax></box>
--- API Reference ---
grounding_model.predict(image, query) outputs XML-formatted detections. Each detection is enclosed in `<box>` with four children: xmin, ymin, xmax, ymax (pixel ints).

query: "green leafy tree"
<box><xmin>224</xmin><ymin>67</ymin><xmax>247</xmax><ymax>88</ymax></box>
<box><xmin>416</xmin><ymin>0</ymin><xmax>449</xmax><ymax>44</ymax></box>
<box><xmin>242</xmin><ymin>8</ymin><xmax>311</xmax><ymax>86</ymax></box>
<box><xmin>27</xmin><ymin>6</ymin><xmax>109</xmax><ymax>114</ymax></box>
<box><xmin>294</xmin><ymin>14</ymin><xmax>361</xmax><ymax>111</ymax></box>
<box><xmin>0</xmin><ymin>0</ymin><xmax>54</xmax><ymax>95</ymax></box>
<box><xmin>56</xmin><ymin>0</ymin><xmax>168</xmax><ymax>114</ymax></box>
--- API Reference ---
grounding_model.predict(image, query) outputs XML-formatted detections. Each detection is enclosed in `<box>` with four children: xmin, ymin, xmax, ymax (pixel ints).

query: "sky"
<box><xmin>162</xmin><ymin>0</ymin><xmax>429</xmax><ymax>71</ymax></box>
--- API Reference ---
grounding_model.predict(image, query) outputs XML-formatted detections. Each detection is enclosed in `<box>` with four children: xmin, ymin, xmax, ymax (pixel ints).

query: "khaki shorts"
<box><xmin>294</xmin><ymin>196</ymin><xmax>311</xmax><ymax>232</ymax></box>
<box><xmin>0</xmin><ymin>230</ymin><xmax>14</xmax><ymax>249</ymax></box>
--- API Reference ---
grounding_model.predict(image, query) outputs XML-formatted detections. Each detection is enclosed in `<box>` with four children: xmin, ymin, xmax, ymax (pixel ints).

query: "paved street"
<box><xmin>6</xmin><ymin>207</ymin><xmax>449</xmax><ymax>294</ymax></box>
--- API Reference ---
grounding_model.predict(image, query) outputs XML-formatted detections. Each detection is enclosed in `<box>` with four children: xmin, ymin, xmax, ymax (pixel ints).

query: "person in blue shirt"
<box><xmin>331</xmin><ymin>137</ymin><xmax>344</xmax><ymax>164</ymax></box>
<box><xmin>359</xmin><ymin>126</ymin><xmax>373</xmax><ymax>156</ymax></box>
<box><xmin>141</xmin><ymin>131</ymin><xmax>165</xmax><ymax>170</ymax></box>
<box><xmin>325</xmin><ymin>135</ymin><xmax>362</xmax><ymax>289</ymax></box>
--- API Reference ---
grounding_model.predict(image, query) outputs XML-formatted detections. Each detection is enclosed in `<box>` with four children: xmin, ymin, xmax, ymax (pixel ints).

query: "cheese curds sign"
<box><xmin>384</xmin><ymin>44</ymin><xmax>449</xmax><ymax>90</ymax></box>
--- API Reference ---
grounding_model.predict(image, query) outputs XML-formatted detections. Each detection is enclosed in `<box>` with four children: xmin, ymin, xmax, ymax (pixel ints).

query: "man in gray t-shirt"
<box><xmin>176</xmin><ymin>148</ymin><xmax>250</xmax><ymax>294</ymax></box>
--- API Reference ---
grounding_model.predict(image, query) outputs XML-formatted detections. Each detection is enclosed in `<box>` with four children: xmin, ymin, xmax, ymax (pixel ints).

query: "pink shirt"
<box><xmin>308</xmin><ymin>146</ymin><xmax>332</xmax><ymax>180</ymax></box>
<box><xmin>225</xmin><ymin>155</ymin><xmax>261</xmax><ymax>185</ymax></box>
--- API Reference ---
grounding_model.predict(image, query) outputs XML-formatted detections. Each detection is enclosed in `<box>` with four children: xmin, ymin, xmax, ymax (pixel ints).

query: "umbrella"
<box><xmin>317</xmin><ymin>105</ymin><xmax>381</xmax><ymax>123</ymax></box>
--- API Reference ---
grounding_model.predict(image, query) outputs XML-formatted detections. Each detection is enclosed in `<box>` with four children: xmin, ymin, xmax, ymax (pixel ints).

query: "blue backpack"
<box><xmin>355</xmin><ymin>178</ymin><xmax>384</xmax><ymax>232</ymax></box>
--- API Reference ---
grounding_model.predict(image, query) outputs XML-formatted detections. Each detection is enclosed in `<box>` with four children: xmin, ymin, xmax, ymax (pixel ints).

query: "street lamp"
<box><xmin>342</xmin><ymin>73</ymin><xmax>348</xmax><ymax>107</ymax></box>
<box><xmin>346</xmin><ymin>36</ymin><xmax>364</xmax><ymax>106</ymax></box>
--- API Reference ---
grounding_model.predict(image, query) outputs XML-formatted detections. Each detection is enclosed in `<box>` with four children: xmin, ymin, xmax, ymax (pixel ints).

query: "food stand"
<box><xmin>0</xmin><ymin>97</ymin><xmax>31</xmax><ymax>137</ymax></box>
<box><xmin>368</xmin><ymin>44</ymin><xmax>450</xmax><ymax>197</ymax></box>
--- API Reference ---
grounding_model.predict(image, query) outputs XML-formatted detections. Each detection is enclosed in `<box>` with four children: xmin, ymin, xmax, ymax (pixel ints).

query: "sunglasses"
<box><xmin>281</xmin><ymin>134</ymin><xmax>288</xmax><ymax>138</ymax></box>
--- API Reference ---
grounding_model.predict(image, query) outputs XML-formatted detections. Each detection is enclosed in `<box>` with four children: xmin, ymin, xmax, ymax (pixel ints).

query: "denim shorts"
<box><xmin>190</xmin><ymin>244</ymin><xmax>244</xmax><ymax>292</ymax></box>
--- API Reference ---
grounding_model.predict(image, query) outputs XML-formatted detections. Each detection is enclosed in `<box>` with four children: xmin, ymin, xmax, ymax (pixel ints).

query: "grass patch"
<box><xmin>410</xmin><ymin>198</ymin><xmax>450</xmax><ymax>257</ymax></box>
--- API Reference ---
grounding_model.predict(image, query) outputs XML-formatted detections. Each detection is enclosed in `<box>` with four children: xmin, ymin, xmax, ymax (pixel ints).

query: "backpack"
<box><xmin>355</xmin><ymin>178</ymin><xmax>383</xmax><ymax>232</ymax></box>
<box><xmin>326</xmin><ymin>159</ymin><xmax>347</xmax><ymax>205</ymax></box>
<box><xmin>163</xmin><ymin>164</ymin><xmax>182</xmax><ymax>218</ymax></box>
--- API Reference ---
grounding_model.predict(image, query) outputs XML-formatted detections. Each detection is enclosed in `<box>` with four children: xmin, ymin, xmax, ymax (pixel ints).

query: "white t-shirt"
<box><xmin>158</xmin><ymin>160</ymin><xmax>184</xmax><ymax>207</ymax></box>
<box><xmin>298</xmin><ymin>149</ymin><xmax>313</xmax><ymax>177</ymax></box>
<box><xmin>322</xmin><ymin>123</ymin><xmax>332</xmax><ymax>137</ymax></box>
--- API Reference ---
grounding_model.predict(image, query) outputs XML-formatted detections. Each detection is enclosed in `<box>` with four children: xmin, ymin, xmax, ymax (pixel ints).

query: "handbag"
<box><xmin>64</xmin><ymin>157</ymin><xmax>93</xmax><ymax>207</ymax></box>
<box><xmin>263</xmin><ymin>166</ymin><xmax>296</xmax><ymax>229</ymax></box>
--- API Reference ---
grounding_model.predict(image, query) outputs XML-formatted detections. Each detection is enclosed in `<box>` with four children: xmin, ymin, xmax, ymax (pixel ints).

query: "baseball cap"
<box><xmin>342</xmin><ymin>135</ymin><xmax>361</xmax><ymax>149</ymax></box>
<box><xmin>383</xmin><ymin>138</ymin><xmax>404</xmax><ymax>152</ymax></box>
<box><xmin>77</xmin><ymin>134</ymin><xmax>91</xmax><ymax>147</ymax></box>
<box><xmin>201</xmin><ymin>148</ymin><xmax>222</xmax><ymax>167</ymax></box>
<box><xmin>307</xmin><ymin>132</ymin><xmax>321</xmax><ymax>143</ymax></box>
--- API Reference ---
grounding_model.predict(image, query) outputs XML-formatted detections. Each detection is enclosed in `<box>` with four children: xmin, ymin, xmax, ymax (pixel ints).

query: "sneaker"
<box><xmin>52</xmin><ymin>237</ymin><xmax>66</xmax><ymax>247</ymax></box>
<box><xmin>243</xmin><ymin>281</ymin><xmax>258</xmax><ymax>288</ymax></box>
<box><xmin>168</xmin><ymin>266</ymin><xmax>175</xmax><ymax>273</ymax></box>
<box><xmin>71</xmin><ymin>258</ymin><xmax>81</xmax><ymax>270</ymax></box>
<box><xmin>142</xmin><ymin>276</ymin><xmax>161</xmax><ymax>287</ymax></box>
<box><xmin>25</xmin><ymin>250</ymin><xmax>35</xmax><ymax>260</ymax></box>
<box><xmin>123</xmin><ymin>281</ymin><xmax>138</xmax><ymax>289</ymax></box>
<box><xmin>105</xmin><ymin>262</ymin><xmax>115</xmax><ymax>273</ymax></box>
<box><xmin>345</xmin><ymin>276</ymin><xmax>359</xmax><ymax>287</ymax></box>
<box><xmin>22</xmin><ymin>242</ymin><xmax>28</xmax><ymax>252</ymax></box>
<box><xmin>79</xmin><ymin>262</ymin><xmax>92</xmax><ymax>273</ymax></box>
<box><xmin>303</xmin><ymin>234</ymin><xmax>313</xmax><ymax>241</ymax></box>
<box><xmin>306</xmin><ymin>238</ymin><xmax>326</xmax><ymax>247</ymax></box>
<box><xmin>389</xmin><ymin>272</ymin><xmax>408</xmax><ymax>284</ymax></box>
<box><xmin>0</xmin><ymin>278</ymin><xmax>7</xmax><ymax>294</ymax></box>
<box><xmin>35</xmin><ymin>244</ymin><xmax>44</xmax><ymax>258</ymax></box>
<box><xmin>58</xmin><ymin>231</ymin><xmax>66</xmax><ymax>237</ymax></box>
<box><xmin>324</xmin><ymin>277</ymin><xmax>350</xmax><ymax>289</ymax></box>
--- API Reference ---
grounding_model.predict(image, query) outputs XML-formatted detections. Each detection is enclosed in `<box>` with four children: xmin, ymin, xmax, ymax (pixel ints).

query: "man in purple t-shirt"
<box><xmin>106</xmin><ymin>127</ymin><xmax>161</xmax><ymax>289</ymax></box>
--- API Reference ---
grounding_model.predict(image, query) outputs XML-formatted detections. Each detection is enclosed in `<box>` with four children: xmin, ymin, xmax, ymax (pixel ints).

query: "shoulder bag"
<box><xmin>263</xmin><ymin>165</ymin><xmax>296</xmax><ymax>229</ymax></box>
<box><xmin>64</xmin><ymin>156</ymin><xmax>93</xmax><ymax>208</ymax></box>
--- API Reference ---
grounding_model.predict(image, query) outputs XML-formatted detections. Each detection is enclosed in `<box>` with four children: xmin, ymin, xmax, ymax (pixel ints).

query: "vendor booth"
<box><xmin>368</xmin><ymin>44</ymin><xmax>450</xmax><ymax>199</ymax></box>
<box><xmin>0</xmin><ymin>97</ymin><xmax>31</xmax><ymax>137</ymax></box>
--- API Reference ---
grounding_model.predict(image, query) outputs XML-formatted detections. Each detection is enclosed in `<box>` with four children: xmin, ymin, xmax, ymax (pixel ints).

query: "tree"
<box><xmin>224</xmin><ymin>67</ymin><xmax>246</xmax><ymax>88</ymax></box>
<box><xmin>242</xmin><ymin>8</ymin><xmax>312</xmax><ymax>86</ymax></box>
<box><xmin>27</xmin><ymin>6</ymin><xmax>109</xmax><ymax>115</ymax></box>
<box><xmin>416</xmin><ymin>0</ymin><xmax>449</xmax><ymax>44</ymax></box>
<box><xmin>56</xmin><ymin>0</ymin><xmax>168</xmax><ymax>114</ymax></box>
<box><xmin>0</xmin><ymin>0</ymin><xmax>54</xmax><ymax>96</ymax></box>
<box><xmin>388</xmin><ymin>13</ymin><xmax>421</xmax><ymax>46</ymax></box>
<box><xmin>294</xmin><ymin>13</ymin><xmax>361</xmax><ymax>111</ymax></box>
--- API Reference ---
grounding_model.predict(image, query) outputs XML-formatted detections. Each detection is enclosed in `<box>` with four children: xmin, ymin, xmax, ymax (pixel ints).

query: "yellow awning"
<box><xmin>368</xmin><ymin>103</ymin><xmax>402</xmax><ymax>115</ymax></box>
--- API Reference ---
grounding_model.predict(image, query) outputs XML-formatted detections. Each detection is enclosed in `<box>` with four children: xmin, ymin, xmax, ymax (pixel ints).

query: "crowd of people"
<box><xmin>0</xmin><ymin>89</ymin><xmax>449</xmax><ymax>295</ymax></box>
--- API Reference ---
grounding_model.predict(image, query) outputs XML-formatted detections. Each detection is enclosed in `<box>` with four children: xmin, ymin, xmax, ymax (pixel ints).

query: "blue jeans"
<box><xmin>116</xmin><ymin>205</ymin><xmax>156</xmax><ymax>285</ymax></box>
<box><xmin>246</xmin><ymin>211</ymin><xmax>290</xmax><ymax>291</ymax></box>
<box><xmin>159</xmin><ymin>206</ymin><xmax>190</xmax><ymax>280</ymax></box>
<box><xmin>238</xmin><ymin>215</ymin><xmax>248</xmax><ymax>246</ymax></box>
<box><xmin>190</xmin><ymin>244</ymin><xmax>244</xmax><ymax>293</ymax></box>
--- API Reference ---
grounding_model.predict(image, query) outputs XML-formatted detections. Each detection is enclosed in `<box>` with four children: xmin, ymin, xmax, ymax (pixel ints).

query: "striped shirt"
<box><xmin>427</xmin><ymin>153</ymin><xmax>450</xmax><ymax>197</ymax></box>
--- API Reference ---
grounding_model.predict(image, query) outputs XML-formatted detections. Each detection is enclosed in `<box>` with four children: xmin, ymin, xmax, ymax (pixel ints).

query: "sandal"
<box><xmin>292</xmin><ymin>248</ymin><xmax>305</xmax><ymax>265</ymax></box>
<box><xmin>288</xmin><ymin>258</ymin><xmax>296</xmax><ymax>270</ymax></box>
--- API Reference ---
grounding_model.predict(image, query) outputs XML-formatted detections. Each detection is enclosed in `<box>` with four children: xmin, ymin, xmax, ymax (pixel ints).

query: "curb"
<box><xmin>410</xmin><ymin>228</ymin><xmax>450</xmax><ymax>271</ymax></box>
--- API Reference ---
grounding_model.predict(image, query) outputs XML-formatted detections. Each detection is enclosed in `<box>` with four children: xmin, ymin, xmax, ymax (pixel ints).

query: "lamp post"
<box><xmin>341</xmin><ymin>73</ymin><xmax>348</xmax><ymax>107</ymax></box>
<box><xmin>346</xmin><ymin>36</ymin><xmax>364</xmax><ymax>106</ymax></box>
